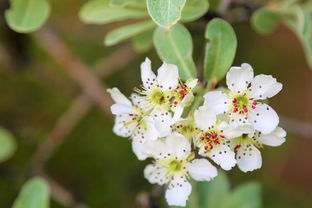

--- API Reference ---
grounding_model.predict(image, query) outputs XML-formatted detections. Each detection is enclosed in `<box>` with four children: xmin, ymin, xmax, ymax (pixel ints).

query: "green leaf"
<box><xmin>181</xmin><ymin>0</ymin><xmax>209</xmax><ymax>22</ymax></box>
<box><xmin>12</xmin><ymin>177</ymin><xmax>50</xmax><ymax>208</ymax></box>
<box><xmin>146</xmin><ymin>0</ymin><xmax>186</xmax><ymax>29</ymax></box>
<box><xmin>197</xmin><ymin>171</ymin><xmax>230</xmax><ymax>208</ymax></box>
<box><xmin>132</xmin><ymin>29</ymin><xmax>154</xmax><ymax>52</ymax></box>
<box><xmin>224</xmin><ymin>182</ymin><xmax>261</xmax><ymax>208</ymax></box>
<box><xmin>0</xmin><ymin>127</ymin><xmax>16</xmax><ymax>162</ymax></box>
<box><xmin>79</xmin><ymin>0</ymin><xmax>148</xmax><ymax>24</ymax></box>
<box><xmin>204</xmin><ymin>18</ymin><xmax>237</xmax><ymax>82</ymax></box>
<box><xmin>251</xmin><ymin>8</ymin><xmax>282</xmax><ymax>35</ymax></box>
<box><xmin>153</xmin><ymin>24</ymin><xmax>197</xmax><ymax>80</ymax></box>
<box><xmin>282</xmin><ymin>6</ymin><xmax>312</xmax><ymax>68</ymax></box>
<box><xmin>104</xmin><ymin>20</ymin><xmax>155</xmax><ymax>46</ymax></box>
<box><xmin>110</xmin><ymin>0</ymin><xmax>145</xmax><ymax>8</ymax></box>
<box><xmin>5</xmin><ymin>0</ymin><xmax>51</xmax><ymax>33</ymax></box>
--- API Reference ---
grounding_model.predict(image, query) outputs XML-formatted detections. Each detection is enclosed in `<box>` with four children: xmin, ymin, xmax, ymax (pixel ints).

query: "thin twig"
<box><xmin>33</xmin><ymin>27</ymin><xmax>113</xmax><ymax>115</ymax></box>
<box><xmin>32</xmin><ymin>27</ymin><xmax>139</xmax><ymax>168</ymax></box>
<box><xmin>32</xmin><ymin>94</ymin><xmax>92</xmax><ymax>169</ymax></box>
<box><xmin>280</xmin><ymin>116</ymin><xmax>312</xmax><ymax>138</ymax></box>
<box><xmin>42</xmin><ymin>173</ymin><xmax>90</xmax><ymax>208</ymax></box>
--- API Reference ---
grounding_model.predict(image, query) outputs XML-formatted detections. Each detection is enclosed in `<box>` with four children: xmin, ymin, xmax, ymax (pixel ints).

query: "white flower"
<box><xmin>107</xmin><ymin>88</ymin><xmax>159</xmax><ymax>160</ymax></box>
<box><xmin>193</xmin><ymin>106</ymin><xmax>239</xmax><ymax>170</ymax></box>
<box><xmin>204</xmin><ymin>63</ymin><xmax>282</xmax><ymax>134</ymax></box>
<box><xmin>144</xmin><ymin>133</ymin><xmax>217</xmax><ymax>207</ymax></box>
<box><xmin>231</xmin><ymin>126</ymin><xmax>286</xmax><ymax>172</ymax></box>
<box><xmin>136</xmin><ymin>58</ymin><xmax>197</xmax><ymax>120</ymax></box>
<box><xmin>136</xmin><ymin>58</ymin><xmax>179</xmax><ymax>112</ymax></box>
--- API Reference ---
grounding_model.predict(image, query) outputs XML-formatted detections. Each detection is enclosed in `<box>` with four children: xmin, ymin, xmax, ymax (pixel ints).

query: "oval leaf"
<box><xmin>181</xmin><ymin>0</ymin><xmax>209</xmax><ymax>22</ymax></box>
<box><xmin>5</xmin><ymin>0</ymin><xmax>51</xmax><ymax>33</ymax></box>
<box><xmin>105</xmin><ymin>20</ymin><xmax>155</xmax><ymax>46</ymax></box>
<box><xmin>132</xmin><ymin>29</ymin><xmax>154</xmax><ymax>52</ymax></box>
<box><xmin>12</xmin><ymin>177</ymin><xmax>50</xmax><ymax>208</ymax></box>
<box><xmin>204</xmin><ymin>18</ymin><xmax>237</xmax><ymax>82</ymax></box>
<box><xmin>146</xmin><ymin>0</ymin><xmax>186</xmax><ymax>29</ymax></box>
<box><xmin>197</xmin><ymin>171</ymin><xmax>230</xmax><ymax>208</ymax></box>
<box><xmin>0</xmin><ymin>127</ymin><xmax>16</xmax><ymax>162</ymax></box>
<box><xmin>80</xmin><ymin>0</ymin><xmax>147</xmax><ymax>24</ymax></box>
<box><xmin>110</xmin><ymin>0</ymin><xmax>145</xmax><ymax>8</ymax></box>
<box><xmin>251</xmin><ymin>8</ymin><xmax>282</xmax><ymax>35</ymax></box>
<box><xmin>224</xmin><ymin>182</ymin><xmax>261</xmax><ymax>208</ymax></box>
<box><xmin>153</xmin><ymin>24</ymin><xmax>197</xmax><ymax>80</ymax></box>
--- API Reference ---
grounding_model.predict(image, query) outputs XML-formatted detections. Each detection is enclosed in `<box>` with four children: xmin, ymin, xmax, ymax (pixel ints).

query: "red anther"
<box><xmin>214</xmin><ymin>139</ymin><xmax>220</xmax><ymax>144</ymax></box>
<box><xmin>234</xmin><ymin>108</ymin><xmax>238</xmax><ymax>113</ymax></box>
<box><xmin>252</xmin><ymin>105</ymin><xmax>256</xmax><ymax>109</ymax></box>
<box><xmin>220</xmin><ymin>135</ymin><xmax>225</xmax><ymax>138</ymax></box>
<box><xmin>232</xmin><ymin>98</ymin><xmax>237</xmax><ymax>103</ymax></box>
<box><xmin>132</xmin><ymin>118</ymin><xmax>136</xmax><ymax>120</ymax></box>
<box><xmin>181</xmin><ymin>84</ymin><xmax>187</xmax><ymax>90</ymax></box>
<box><xmin>249</xmin><ymin>98</ymin><xmax>254</xmax><ymax>100</ymax></box>
<box><xmin>204</xmin><ymin>146</ymin><xmax>208</xmax><ymax>150</ymax></box>
<box><xmin>129</xmin><ymin>114</ymin><xmax>133</xmax><ymax>116</ymax></box>
<box><xmin>211</xmin><ymin>132</ymin><xmax>217</xmax><ymax>138</ymax></box>
<box><xmin>200</xmin><ymin>137</ymin><xmax>204</xmax><ymax>140</ymax></box>
<box><xmin>174</xmin><ymin>101</ymin><xmax>178</xmax><ymax>105</ymax></box>
<box><xmin>244</xmin><ymin>108</ymin><xmax>248</xmax><ymax>113</ymax></box>
<box><xmin>253</xmin><ymin>101</ymin><xmax>257</xmax><ymax>105</ymax></box>
<box><xmin>210</xmin><ymin>144</ymin><xmax>214</xmax><ymax>149</ymax></box>
<box><xmin>234</xmin><ymin>104</ymin><xmax>237</xmax><ymax>107</ymax></box>
<box><xmin>234</xmin><ymin>145</ymin><xmax>241</xmax><ymax>151</ymax></box>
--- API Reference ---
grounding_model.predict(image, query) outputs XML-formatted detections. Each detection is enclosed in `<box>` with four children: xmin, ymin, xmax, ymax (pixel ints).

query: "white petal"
<box><xmin>164</xmin><ymin>133</ymin><xmax>191</xmax><ymax>159</ymax></box>
<box><xmin>165</xmin><ymin>176</ymin><xmax>192</xmax><ymax>207</ymax></box>
<box><xmin>256</xmin><ymin>127</ymin><xmax>286</xmax><ymax>147</ymax></box>
<box><xmin>186</xmin><ymin>78</ymin><xmax>198</xmax><ymax>89</ymax></box>
<box><xmin>186</xmin><ymin>159</ymin><xmax>217</xmax><ymax>181</ymax></box>
<box><xmin>220</xmin><ymin>123</ymin><xmax>255</xmax><ymax>139</ymax></box>
<box><xmin>132</xmin><ymin>117</ymin><xmax>159</xmax><ymax>143</ymax></box>
<box><xmin>236</xmin><ymin>144</ymin><xmax>262</xmax><ymax>172</ymax></box>
<box><xmin>110</xmin><ymin>104</ymin><xmax>136</xmax><ymax>115</ymax></box>
<box><xmin>229</xmin><ymin>113</ymin><xmax>250</xmax><ymax>128</ymax></box>
<box><xmin>107</xmin><ymin>88</ymin><xmax>131</xmax><ymax>106</ymax></box>
<box><xmin>151</xmin><ymin>110</ymin><xmax>174</xmax><ymax>137</ymax></box>
<box><xmin>144</xmin><ymin>163</ymin><xmax>169</xmax><ymax>185</ymax></box>
<box><xmin>250</xmin><ymin>74</ymin><xmax>282</xmax><ymax>100</ymax></box>
<box><xmin>226</xmin><ymin>63</ymin><xmax>254</xmax><ymax>92</ymax></box>
<box><xmin>113</xmin><ymin>114</ymin><xmax>135</xmax><ymax>137</ymax></box>
<box><xmin>206</xmin><ymin>143</ymin><xmax>236</xmax><ymax>170</ymax></box>
<box><xmin>248</xmin><ymin>103</ymin><xmax>279</xmax><ymax>134</ymax></box>
<box><xmin>157</xmin><ymin>62</ymin><xmax>179</xmax><ymax>90</ymax></box>
<box><xmin>203</xmin><ymin>91</ymin><xmax>231</xmax><ymax>114</ymax></box>
<box><xmin>132</xmin><ymin>141</ymin><xmax>149</xmax><ymax>160</ymax></box>
<box><xmin>130</xmin><ymin>93</ymin><xmax>147</xmax><ymax>106</ymax></box>
<box><xmin>141</xmin><ymin>57</ymin><xmax>157</xmax><ymax>89</ymax></box>
<box><xmin>194</xmin><ymin>106</ymin><xmax>216</xmax><ymax>131</ymax></box>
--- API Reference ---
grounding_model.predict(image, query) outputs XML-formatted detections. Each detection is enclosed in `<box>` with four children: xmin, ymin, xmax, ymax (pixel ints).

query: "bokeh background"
<box><xmin>0</xmin><ymin>0</ymin><xmax>312</xmax><ymax>207</ymax></box>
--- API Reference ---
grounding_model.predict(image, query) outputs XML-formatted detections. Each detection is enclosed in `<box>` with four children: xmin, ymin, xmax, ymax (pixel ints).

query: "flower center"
<box><xmin>150</xmin><ymin>88</ymin><xmax>165</xmax><ymax>105</ymax></box>
<box><xmin>198</xmin><ymin>129</ymin><xmax>225</xmax><ymax>152</ymax></box>
<box><xmin>168</xmin><ymin>160</ymin><xmax>182</xmax><ymax>172</ymax></box>
<box><xmin>231</xmin><ymin>94</ymin><xmax>257</xmax><ymax>114</ymax></box>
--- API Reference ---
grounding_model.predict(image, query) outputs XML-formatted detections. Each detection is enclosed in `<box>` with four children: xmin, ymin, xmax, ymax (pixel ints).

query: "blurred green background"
<box><xmin>0</xmin><ymin>0</ymin><xmax>312</xmax><ymax>207</ymax></box>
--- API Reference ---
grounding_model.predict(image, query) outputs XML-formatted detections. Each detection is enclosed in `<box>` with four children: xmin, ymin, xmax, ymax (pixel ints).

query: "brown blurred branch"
<box><xmin>33</xmin><ymin>27</ymin><xmax>113</xmax><ymax>115</ymax></box>
<box><xmin>32</xmin><ymin>26</ymin><xmax>139</xmax><ymax>170</ymax></box>
<box><xmin>32</xmin><ymin>94</ymin><xmax>92</xmax><ymax>168</ymax></box>
<box><xmin>281</xmin><ymin>116</ymin><xmax>312</xmax><ymax>138</ymax></box>
<box><xmin>42</xmin><ymin>173</ymin><xmax>90</xmax><ymax>208</ymax></box>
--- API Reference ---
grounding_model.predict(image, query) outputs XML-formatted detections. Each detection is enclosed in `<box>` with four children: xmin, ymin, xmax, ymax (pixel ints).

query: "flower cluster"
<box><xmin>108</xmin><ymin>58</ymin><xmax>286</xmax><ymax>207</ymax></box>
